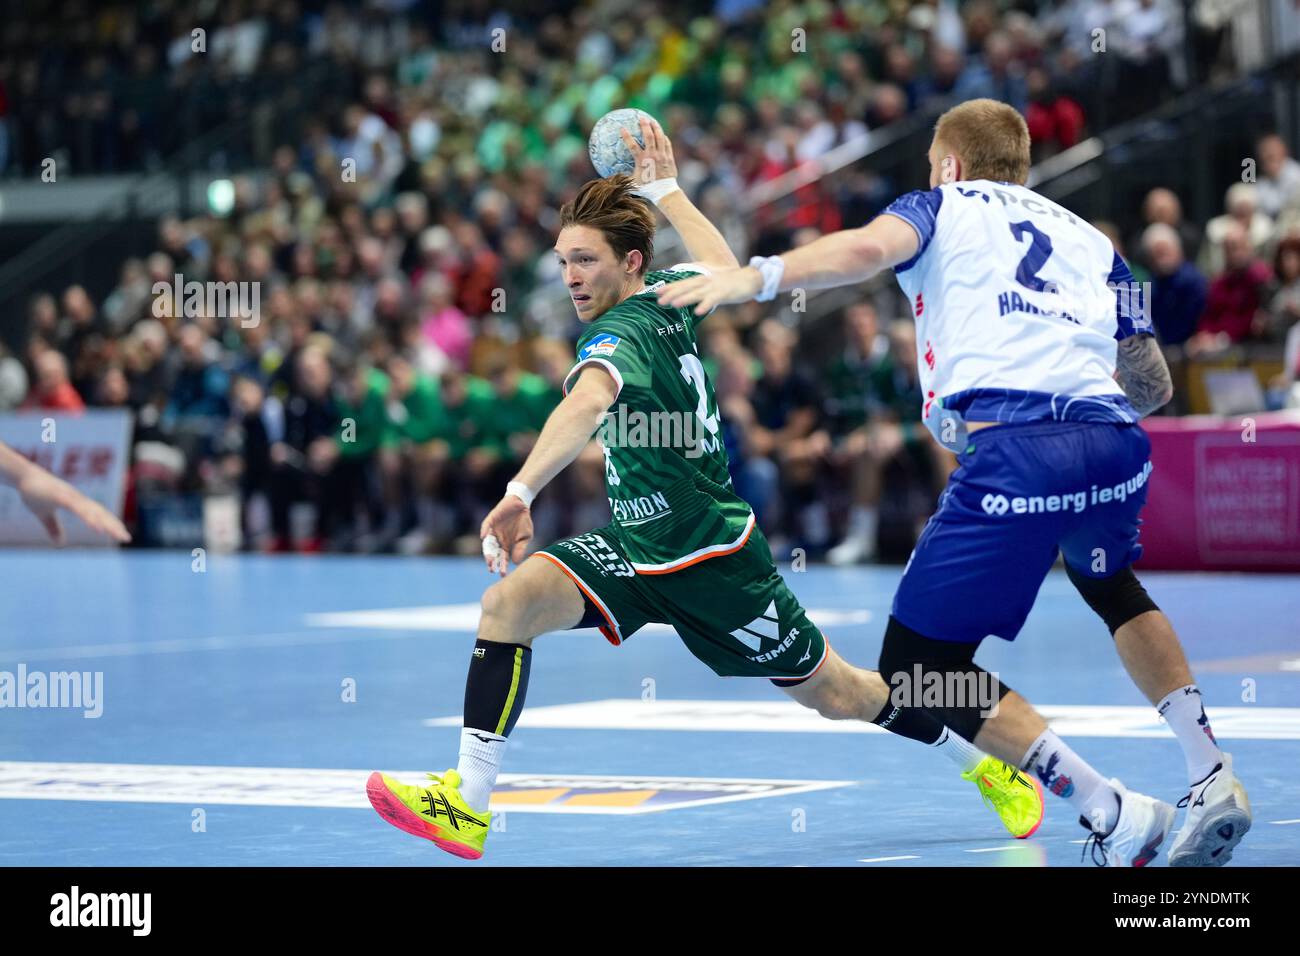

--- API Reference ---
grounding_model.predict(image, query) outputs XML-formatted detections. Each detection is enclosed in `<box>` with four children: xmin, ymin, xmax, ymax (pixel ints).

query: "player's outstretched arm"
<box><xmin>621</xmin><ymin>117</ymin><xmax>739</xmax><ymax>270</ymax></box>
<box><xmin>1114</xmin><ymin>334</ymin><xmax>1174</xmax><ymax>417</ymax></box>
<box><xmin>656</xmin><ymin>214</ymin><xmax>919</xmax><ymax>314</ymax></box>
<box><xmin>479</xmin><ymin>366</ymin><xmax>618</xmax><ymax>575</ymax></box>
<box><xmin>0</xmin><ymin>439</ymin><xmax>131</xmax><ymax>545</ymax></box>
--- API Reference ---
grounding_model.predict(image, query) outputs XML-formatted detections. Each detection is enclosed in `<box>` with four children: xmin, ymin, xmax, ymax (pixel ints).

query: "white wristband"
<box><xmin>633</xmin><ymin>177</ymin><xmax>680</xmax><ymax>205</ymax></box>
<box><xmin>505</xmin><ymin>480</ymin><xmax>536</xmax><ymax>508</ymax></box>
<box><xmin>748</xmin><ymin>255</ymin><xmax>785</xmax><ymax>302</ymax></box>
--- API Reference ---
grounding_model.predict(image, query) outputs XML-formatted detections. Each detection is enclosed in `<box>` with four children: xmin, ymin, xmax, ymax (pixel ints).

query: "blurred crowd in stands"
<box><xmin>0</xmin><ymin>0</ymin><xmax>1239</xmax><ymax>180</ymax></box>
<box><xmin>0</xmin><ymin>0</ymin><xmax>1296</xmax><ymax>560</ymax></box>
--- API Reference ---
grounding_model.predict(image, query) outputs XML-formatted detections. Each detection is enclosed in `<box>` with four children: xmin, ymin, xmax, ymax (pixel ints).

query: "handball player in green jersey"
<box><xmin>366</xmin><ymin>116</ymin><xmax>1043</xmax><ymax>860</ymax></box>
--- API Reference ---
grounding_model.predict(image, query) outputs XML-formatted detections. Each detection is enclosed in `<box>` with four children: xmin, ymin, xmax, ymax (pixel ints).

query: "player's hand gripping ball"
<box><xmin>588</xmin><ymin>108</ymin><xmax>656</xmax><ymax>178</ymax></box>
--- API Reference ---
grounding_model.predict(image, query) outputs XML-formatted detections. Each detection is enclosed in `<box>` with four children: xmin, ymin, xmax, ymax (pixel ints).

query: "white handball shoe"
<box><xmin>1081</xmin><ymin>780</ymin><xmax>1176</xmax><ymax>867</ymax></box>
<box><xmin>827</xmin><ymin>531</ymin><xmax>875</xmax><ymax>566</ymax></box>
<box><xmin>1167</xmin><ymin>753</ymin><xmax>1252</xmax><ymax>867</ymax></box>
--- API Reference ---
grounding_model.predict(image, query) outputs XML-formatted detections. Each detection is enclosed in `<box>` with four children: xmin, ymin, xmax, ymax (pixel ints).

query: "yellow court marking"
<box><xmin>563</xmin><ymin>789</ymin><xmax>657</xmax><ymax>807</ymax></box>
<box><xmin>489</xmin><ymin>788</ymin><xmax>571</xmax><ymax>805</ymax></box>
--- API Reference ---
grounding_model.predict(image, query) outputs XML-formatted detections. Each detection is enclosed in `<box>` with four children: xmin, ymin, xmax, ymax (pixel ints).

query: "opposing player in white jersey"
<box><xmin>660</xmin><ymin>99</ymin><xmax>1251</xmax><ymax>867</ymax></box>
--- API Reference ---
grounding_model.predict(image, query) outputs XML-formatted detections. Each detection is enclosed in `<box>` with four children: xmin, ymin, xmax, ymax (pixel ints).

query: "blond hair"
<box><xmin>934</xmin><ymin>99</ymin><xmax>1031</xmax><ymax>185</ymax></box>
<box><xmin>558</xmin><ymin>175</ymin><xmax>656</xmax><ymax>275</ymax></box>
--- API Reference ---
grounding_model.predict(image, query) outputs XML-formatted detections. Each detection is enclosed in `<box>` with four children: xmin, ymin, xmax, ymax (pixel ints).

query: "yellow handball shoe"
<box><xmin>963</xmin><ymin>756</ymin><xmax>1045</xmax><ymax>839</ymax></box>
<box><xmin>366</xmin><ymin>769</ymin><xmax>491</xmax><ymax>859</ymax></box>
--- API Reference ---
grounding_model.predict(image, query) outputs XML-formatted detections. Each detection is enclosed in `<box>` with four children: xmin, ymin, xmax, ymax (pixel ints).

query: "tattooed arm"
<box><xmin>1115</xmin><ymin>334</ymin><xmax>1174</xmax><ymax>417</ymax></box>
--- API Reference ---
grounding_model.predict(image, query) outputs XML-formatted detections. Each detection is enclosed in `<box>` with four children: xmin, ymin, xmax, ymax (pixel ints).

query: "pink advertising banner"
<box><xmin>1138</xmin><ymin>412</ymin><xmax>1300</xmax><ymax>572</ymax></box>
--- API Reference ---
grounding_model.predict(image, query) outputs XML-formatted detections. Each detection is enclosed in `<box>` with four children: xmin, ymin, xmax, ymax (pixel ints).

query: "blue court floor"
<box><xmin>0</xmin><ymin>548</ymin><xmax>1296</xmax><ymax>866</ymax></box>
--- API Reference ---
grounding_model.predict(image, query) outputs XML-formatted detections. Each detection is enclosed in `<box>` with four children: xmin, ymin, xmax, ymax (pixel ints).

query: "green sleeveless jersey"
<box><xmin>562</xmin><ymin>268</ymin><xmax>755</xmax><ymax>573</ymax></box>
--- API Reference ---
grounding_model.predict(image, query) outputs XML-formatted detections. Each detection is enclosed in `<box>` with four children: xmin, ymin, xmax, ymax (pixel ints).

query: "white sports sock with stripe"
<box><xmin>933</xmin><ymin>727</ymin><xmax>982</xmax><ymax>773</ymax></box>
<box><xmin>456</xmin><ymin>727</ymin><xmax>507</xmax><ymax>813</ymax></box>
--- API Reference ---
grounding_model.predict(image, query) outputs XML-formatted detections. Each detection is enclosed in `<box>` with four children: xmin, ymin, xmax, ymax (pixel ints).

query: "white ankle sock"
<box><xmin>850</xmin><ymin>506</ymin><xmax>878</xmax><ymax>540</ymax></box>
<box><xmin>1156</xmin><ymin>685</ymin><xmax>1223</xmax><ymax>784</ymax></box>
<box><xmin>456</xmin><ymin>727</ymin><xmax>507</xmax><ymax>812</ymax></box>
<box><xmin>1022</xmin><ymin>729</ymin><xmax>1120</xmax><ymax>834</ymax></box>
<box><xmin>933</xmin><ymin>726</ymin><xmax>982</xmax><ymax>773</ymax></box>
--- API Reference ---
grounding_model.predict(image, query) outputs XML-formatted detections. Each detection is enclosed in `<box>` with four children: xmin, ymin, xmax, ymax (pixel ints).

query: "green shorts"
<box><xmin>537</xmin><ymin>522</ymin><xmax>828</xmax><ymax>683</ymax></box>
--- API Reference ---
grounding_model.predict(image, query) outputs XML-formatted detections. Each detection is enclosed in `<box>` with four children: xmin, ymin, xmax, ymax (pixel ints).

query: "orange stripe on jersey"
<box><xmin>802</xmin><ymin>640</ymin><xmax>831</xmax><ymax>680</ymax></box>
<box><xmin>534</xmin><ymin>552</ymin><xmax>622</xmax><ymax>646</ymax></box>
<box><xmin>633</xmin><ymin>518</ymin><xmax>755</xmax><ymax>575</ymax></box>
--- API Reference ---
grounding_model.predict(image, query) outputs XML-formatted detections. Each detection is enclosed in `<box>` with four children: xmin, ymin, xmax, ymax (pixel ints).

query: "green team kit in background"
<box><xmin>538</xmin><ymin>269</ymin><xmax>828</xmax><ymax>682</ymax></box>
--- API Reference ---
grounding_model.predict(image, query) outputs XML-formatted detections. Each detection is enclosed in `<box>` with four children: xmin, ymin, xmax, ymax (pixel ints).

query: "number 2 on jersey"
<box><xmin>678</xmin><ymin>353</ymin><xmax>721</xmax><ymax>451</ymax></box>
<box><xmin>1008</xmin><ymin>220</ymin><xmax>1054</xmax><ymax>292</ymax></box>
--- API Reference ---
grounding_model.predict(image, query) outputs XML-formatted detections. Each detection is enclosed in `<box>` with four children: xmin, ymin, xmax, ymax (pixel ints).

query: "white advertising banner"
<box><xmin>0</xmin><ymin>410</ymin><xmax>132</xmax><ymax>547</ymax></box>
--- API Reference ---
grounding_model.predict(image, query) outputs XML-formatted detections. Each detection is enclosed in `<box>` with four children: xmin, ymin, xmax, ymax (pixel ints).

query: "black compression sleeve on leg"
<box><xmin>877</xmin><ymin>615</ymin><xmax>1011</xmax><ymax>743</ymax></box>
<box><xmin>870</xmin><ymin>701</ymin><xmax>945</xmax><ymax>745</ymax></box>
<box><xmin>463</xmin><ymin>640</ymin><xmax>532</xmax><ymax>737</ymax></box>
<box><xmin>1065</xmin><ymin>565</ymin><xmax>1160</xmax><ymax>635</ymax></box>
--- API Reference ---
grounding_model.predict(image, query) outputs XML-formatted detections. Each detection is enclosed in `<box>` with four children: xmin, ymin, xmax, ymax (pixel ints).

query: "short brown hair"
<box><xmin>934</xmin><ymin>99</ymin><xmax>1031</xmax><ymax>185</ymax></box>
<box><xmin>558</xmin><ymin>175</ymin><xmax>655</xmax><ymax>275</ymax></box>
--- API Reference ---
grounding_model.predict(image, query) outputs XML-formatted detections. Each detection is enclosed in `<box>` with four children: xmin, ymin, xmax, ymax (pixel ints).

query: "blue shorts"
<box><xmin>893</xmin><ymin>420</ymin><xmax>1152</xmax><ymax>643</ymax></box>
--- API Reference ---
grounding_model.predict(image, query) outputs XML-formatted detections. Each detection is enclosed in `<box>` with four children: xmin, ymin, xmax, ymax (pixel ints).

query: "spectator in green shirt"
<box><xmin>381</xmin><ymin>353</ymin><xmax>453</xmax><ymax>553</ymax></box>
<box><xmin>324</xmin><ymin>361</ymin><xmax>393</xmax><ymax>551</ymax></box>
<box><xmin>826</xmin><ymin>310</ymin><xmax>953</xmax><ymax>566</ymax></box>
<box><xmin>335</xmin><ymin>363</ymin><xmax>395</xmax><ymax>459</ymax></box>
<box><xmin>437</xmin><ymin>369</ymin><xmax>515</xmax><ymax>546</ymax></box>
<box><xmin>484</xmin><ymin>353</ymin><xmax>560</xmax><ymax>465</ymax></box>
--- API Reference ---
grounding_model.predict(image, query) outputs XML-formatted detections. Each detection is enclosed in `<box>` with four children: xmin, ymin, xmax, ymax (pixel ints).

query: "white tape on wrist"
<box><xmin>748</xmin><ymin>255</ymin><xmax>785</xmax><ymax>302</ymax></box>
<box><xmin>506</xmin><ymin>480</ymin><xmax>536</xmax><ymax>508</ymax></box>
<box><xmin>633</xmin><ymin>177</ymin><xmax>680</xmax><ymax>205</ymax></box>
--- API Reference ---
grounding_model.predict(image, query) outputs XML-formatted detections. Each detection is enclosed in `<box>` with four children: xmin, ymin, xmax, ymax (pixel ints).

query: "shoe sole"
<box><xmin>1168</xmin><ymin>781</ymin><xmax>1251</xmax><ymax>868</ymax></box>
<box><xmin>365</xmin><ymin>772</ymin><xmax>483</xmax><ymax>860</ymax></box>
<box><xmin>1017</xmin><ymin>777</ymin><xmax>1046</xmax><ymax>840</ymax></box>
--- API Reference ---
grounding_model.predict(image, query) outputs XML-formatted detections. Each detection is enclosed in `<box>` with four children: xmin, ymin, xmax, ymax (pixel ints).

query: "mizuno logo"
<box><xmin>796</xmin><ymin>642</ymin><xmax>812</xmax><ymax>667</ymax></box>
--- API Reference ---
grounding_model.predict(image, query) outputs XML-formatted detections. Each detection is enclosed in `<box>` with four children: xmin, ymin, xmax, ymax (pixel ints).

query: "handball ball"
<box><xmin>588</xmin><ymin>108</ymin><xmax>656</xmax><ymax>178</ymax></box>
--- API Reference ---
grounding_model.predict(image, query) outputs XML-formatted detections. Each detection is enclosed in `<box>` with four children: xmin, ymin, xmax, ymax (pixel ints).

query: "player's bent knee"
<box><xmin>478</xmin><ymin>576</ymin><xmax>543</xmax><ymax>646</ymax></box>
<box><xmin>480</xmin><ymin>580</ymin><xmax>505</xmax><ymax>613</ymax></box>
<box><xmin>1065</xmin><ymin>564</ymin><xmax>1160</xmax><ymax>636</ymax></box>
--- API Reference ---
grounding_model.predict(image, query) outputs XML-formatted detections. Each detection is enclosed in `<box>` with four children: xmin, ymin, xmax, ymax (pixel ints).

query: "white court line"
<box><xmin>965</xmin><ymin>845</ymin><xmax>1035</xmax><ymax>853</ymax></box>
<box><xmin>859</xmin><ymin>855</ymin><xmax>920</xmax><ymax>863</ymax></box>
<box><xmin>0</xmin><ymin>761</ymin><xmax>851</xmax><ymax>815</ymax></box>
<box><xmin>432</xmin><ymin>698</ymin><xmax>1300</xmax><ymax>740</ymax></box>
<box><xmin>1270</xmin><ymin>819</ymin><xmax>1300</xmax><ymax>825</ymax></box>
<box><xmin>0</xmin><ymin>603</ymin><xmax>873</xmax><ymax>662</ymax></box>
<box><xmin>304</xmin><ymin>604</ymin><xmax>872</xmax><ymax>632</ymax></box>
<box><xmin>0</xmin><ymin>629</ymin><xmax>406</xmax><ymax>663</ymax></box>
